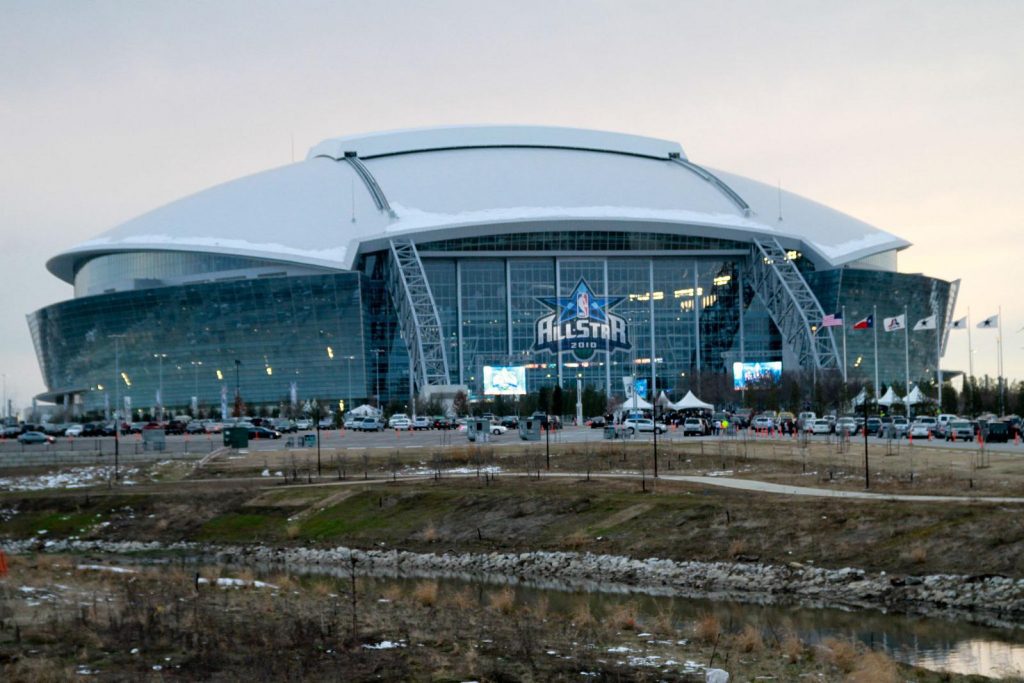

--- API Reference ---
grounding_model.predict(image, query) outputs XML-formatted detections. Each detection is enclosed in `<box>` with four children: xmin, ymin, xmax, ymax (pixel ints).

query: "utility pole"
<box><xmin>863</xmin><ymin>393</ymin><xmax>870</xmax><ymax>490</ymax></box>
<box><xmin>652</xmin><ymin>402</ymin><xmax>659</xmax><ymax>478</ymax></box>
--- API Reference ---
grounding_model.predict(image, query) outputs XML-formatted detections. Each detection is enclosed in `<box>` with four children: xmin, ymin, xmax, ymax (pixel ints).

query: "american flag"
<box><xmin>821</xmin><ymin>312</ymin><xmax>843</xmax><ymax>327</ymax></box>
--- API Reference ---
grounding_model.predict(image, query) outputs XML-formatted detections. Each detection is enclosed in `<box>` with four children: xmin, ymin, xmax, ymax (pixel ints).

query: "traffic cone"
<box><xmin>1015</xmin><ymin>431</ymin><xmax>1020</xmax><ymax>446</ymax></box>
<box><xmin>951</xmin><ymin>430</ymin><xmax>956</xmax><ymax>443</ymax></box>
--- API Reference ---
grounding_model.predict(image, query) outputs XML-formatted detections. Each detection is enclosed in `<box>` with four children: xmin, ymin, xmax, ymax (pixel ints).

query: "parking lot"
<box><xmin>2</xmin><ymin>424</ymin><xmax>1022</xmax><ymax>460</ymax></box>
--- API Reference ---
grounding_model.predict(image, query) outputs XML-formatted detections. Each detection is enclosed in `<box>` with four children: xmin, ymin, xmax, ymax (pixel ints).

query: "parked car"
<box><xmin>273</xmin><ymin>419</ymin><xmax>298</xmax><ymax>433</ymax></box>
<box><xmin>865</xmin><ymin>417</ymin><xmax>883</xmax><ymax>436</ymax></box>
<box><xmin>908</xmin><ymin>419</ymin><xmax>934</xmax><ymax>439</ymax></box>
<box><xmin>809</xmin><ymin>419</ymin><xmax>831</xmax><ymax>435</ymax></box>
<box><xmin>318</xmin><ymin>417</ymin><xmax>334</xmax><ymax>429</ymax></box>
<box><xmin>891</xmin><ymin>416</ymin><xmax>909</xmax><ymax>437</ymax></box>
<box><xmin>390</xmin><ymin>417</ymin><xmax>411</xmax><ymax>430</ymax></box>
<box><xmin>412</xmin><ymin>416</ymin><xmax>432</xmax><ymax>430</ymax></box>
<box><xmin>18</xmin><ymin>431</ymin><xmax>55</xmax><ymax>445</ymax></box>
<box><xmin>185</xmin><ymin>421</ymin><xmax>206</xmax><ymax>434</ymax></box>
<box><xmin>432</xmin><ymin>416</ymin><xmax>455</xmax><ymax>430</ymax></box>
<box><xmin>946</xmin><ymin>420</ymin><xmax>974</xmax><ymax>441</ymax></box>
<box><xmin>835</xmin><ymin>417</ymin><xmax>858</xmax><ymax>435</ymax></box>
<box><xmin>357</xmin><ymin>417</ymin><xmax>384</xmax><ymax>432</ymax></box>
<box><xmin>500</xmin><ymin>415</ymin><xmax>520</xmax><ymax>429</ymax></box>
<box><xmin>682</xmin><ymin>417</ymin><xmax>705</xmax><ymax>436</ymax></box>
<box><xmin>388</xmin><ymin>413</ymin><xmax>410</xmax><ymax>428</ymax></box>
<box><xmin>1</xmin><ymin>426</ymin><xmax>21</xmax><ymax>439</ymax></box>
<box><xmin>247</xmin><ymin>426</ymin><xmax>282</xmax><ymax>439</ymax></box>
<box><xmin>751</xmin><ymin>416</ymin><xmax>774</xmax><ymax>430</ymax></box>
<box><xmin>488</xmin><ymin>424</ymin><xmax>508</xmax><ymax>435</ymax></box>
<box><xmin>587</xmin><ymin>416</ymin><xmax>606</xmax><ymax>429</ymax></box>
<box><xmin>343</xmin><ymin>416</ymin><xmax>360</xmax><ymax>430</ymax></box>
<box><xmin>294</xmin><ymin>419</ymin><xmax>312</xmax><ymax>430</ymax></box>
<box><xmin>623</xmin><ymin>418</ymin><xmax>667</xmax><ymax>435</ymax></box>
<box><xmin>64</xmin><ymin>424</ymin><xmax>84</xmax><ymax>437</ymax></box>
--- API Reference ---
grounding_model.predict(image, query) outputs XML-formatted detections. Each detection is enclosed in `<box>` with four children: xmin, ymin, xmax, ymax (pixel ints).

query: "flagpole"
<box><xmin>842</xmin><ymin>305</ymin><xmax>848</xmax><ymax>385</ymax></box>
<box><xmin>999</xmin><ymin>305</ymin><xmax>1004</xmax><ymax>415</ymax></box>
<box><xmin>967</xmin><ymin>306</ymin><xmax>974</xmax><ymax>379</ymax></box>
<box><xmin>873</xmin><ymin>305</ymin><xmax>879</xmax><ymax>398</ymax></box>
<box><xmin>904</xmin><ymin>305</ymin><xmax>910</xmax><ymax>417</ymax></box>
<box><xmin>936</xmin><ymin>312</ymin><xmax>943</xmax><ymax>409</ymax></box>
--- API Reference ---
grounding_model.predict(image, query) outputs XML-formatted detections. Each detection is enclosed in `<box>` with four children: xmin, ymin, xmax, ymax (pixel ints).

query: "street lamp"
<box><xmin>371</xmin><ymin>348</ymin><xmax>385</xmax><ymax>406</ymax></box>
<box><xmin>190</xmin><ymin>361</ymin><xmax>203</xmax><ymax>414</ymax></box>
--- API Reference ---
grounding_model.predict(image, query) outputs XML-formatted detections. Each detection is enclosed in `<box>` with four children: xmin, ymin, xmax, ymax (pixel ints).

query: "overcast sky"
<box><xmin>1</xmin><ymin>0</ymin><xmax>1021</xmax><ymax>409</ymax></box>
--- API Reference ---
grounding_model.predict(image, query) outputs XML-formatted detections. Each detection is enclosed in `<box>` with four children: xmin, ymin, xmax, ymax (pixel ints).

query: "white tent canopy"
<box><xmin>656</xmin><ymin>391</ymin><xmax>674</xmax><ymax>408</ymax></box>
<box><xmin>620</xmin><ymin>395</ymin><xmax>654</xmax><ymax>411</ymax></box>
<box><xmin>348</xmin><ymin>403</ymin><xmax>381</xmax><ymax>417</ymax></box>
<box><xmin>905</xmin><ymin>385</ymin><xmax>930</xmax><ymax>405</ymax></box>
<box><xmin>671</xmin><ymin>390</ymin><xmax>714</xmax><ymax>411</ymax></box>
<box><xmin>877</xmin><ymin>387</ymin><xmax>902</xmax><ymax>407</ymax></box>
<box><xmin>852</xmin><ymin>387</ymin><xmax>870</xmax><ymax>406</ymax></box>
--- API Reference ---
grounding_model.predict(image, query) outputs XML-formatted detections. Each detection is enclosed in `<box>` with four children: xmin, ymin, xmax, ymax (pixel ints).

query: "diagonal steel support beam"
<box><xmin>386</xmin><ymin>239</ymin><xmax>451</xmax><ymax>394</ymax></box>
<box><xmin>745</xmin><ymin>237</ymin><xmax>841</xmax><ymax>371</ymax></box>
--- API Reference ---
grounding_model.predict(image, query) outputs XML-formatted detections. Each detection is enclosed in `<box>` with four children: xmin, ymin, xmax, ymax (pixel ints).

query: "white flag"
<box><xmin>913</xmin><ymin>315</ymin><xmax>936</xmax><ymax>331</ymax></box>
<box><xmin>977</xmin><ymin>314</ymin><xmax>999</xmax><ymax>329</ymax></box>
<box><xmin>883</xmin><ymin>314</ymin><xmax>906</xmax><ymax>332</ymax></box>
<box><xmin>949</xmin><ymin>317</ymin><xmax>968</xmax><ymax>329</ymax></box>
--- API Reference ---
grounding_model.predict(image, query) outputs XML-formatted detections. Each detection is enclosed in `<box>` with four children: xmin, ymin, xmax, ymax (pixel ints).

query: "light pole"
<box><xmin>1</xmin><ymin>373</ymin><xmax>6</xmax><ymax>422</ymax></box>
<box><xmin>371</xmin><ymin>348</ymin><xmax>385</xmax><ymax>406</ymax></box>
<box><xmin>190</xmin><ymin>361</ymin><xmax>202</xmax><ymax>414</ymax></box>
<box><xmin>153</xmin><ymin>353</ymin><xmax>167</xmax><ymax>421</ymax></box>
<box><xmin>234</xmin><ymin>359</ymin><xmax>241</xmax><ymax>417</ymax></box>
<box><xmin>343</xmin><ymin>355</ymin><xmax>356</xmax><ymax>410</ymax></box>
<box><xmin>110</xmin><ymin>334</ymin><xmax>127</xmax><ymax>482</ymax></box>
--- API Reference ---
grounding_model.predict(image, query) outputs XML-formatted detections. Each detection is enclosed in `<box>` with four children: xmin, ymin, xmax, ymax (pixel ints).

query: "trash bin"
<box><xmin>223</xmin><ymin>426</ymin><xmax>249</xmax><ymax>448</ymax></box>
<box><xmin>303</xmin><ymin>433</ymin><xmax>317</xmax><ymax>447</ymax></box>
<box><xmin>518</xmin><ymin>419</ymin><xmax>542</xmax><ymax>441</ymax></box>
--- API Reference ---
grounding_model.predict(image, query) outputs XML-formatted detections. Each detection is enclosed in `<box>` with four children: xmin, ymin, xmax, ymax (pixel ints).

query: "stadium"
<box><xmin>28</xmin><ymin>125</ymin><xmax>958</xmax><ymax>416</ymax></box>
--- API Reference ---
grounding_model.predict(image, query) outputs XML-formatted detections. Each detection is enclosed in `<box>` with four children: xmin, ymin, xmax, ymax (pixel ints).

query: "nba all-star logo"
<box><xmin>533</xmin><ymin>278</ymin><xmax>631</xmax><ymax>360</ymax></box>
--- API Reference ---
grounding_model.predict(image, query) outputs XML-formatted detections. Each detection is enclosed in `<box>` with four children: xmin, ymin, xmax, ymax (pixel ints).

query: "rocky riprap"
<box><xmin>6</xmin><ymin>537</ymin><xmax>1022</xmax><ymax>627</ymax></box>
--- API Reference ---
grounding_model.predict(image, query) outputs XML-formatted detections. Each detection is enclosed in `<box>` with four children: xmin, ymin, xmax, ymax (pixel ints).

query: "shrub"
<box><xmin>563</xmin><ymin>529</ymin><xmax>589</xmax><ymax>550</ymax></box>
<box><xmin>422</xmin><ymin>524</ymin><xmax>440</xmax><ymax>543</ymax></box>
<box><xmin>734</xmin><ymin>624</ymin><xmax>763</xmax><ymax>652</ymax></box>
<box><xmin>847</xmin><ymin>650</ymin><xmax>899</xmax><ymax>683</ymax></box>
<box><xmin>488</xmin><ymin>586</ymin><xmax>516</xmax><ymax>615</ymax></box>
<box><xmin>727</xmin><ymin>538</ymin><xmax>748</xmax><ymax>557</ymax></box>
<box><xmin>572</xmin><ymin>600</ymin><xmax>596</xmax><ymax>628</ymax></box>
<box><xmin>609</xmin><ymin>602</ymin><xmax>639</xmax><ymax>631</ymax></box>
<box><xmin>820</xmin><ymin>637</ymin><xmax>858</xmax><ymax>672</ymax></box>
<box><xmin>694</xmin><ymin>612</ymin><xmax>721</xmax><ymax>644</ymax></box>
<box><xmin>909</xmin><ymin>546</ymin><xmax>927</xmax><ymax>564</ymax></box>
<box><xmin>413</xmin><ymin>580</ymin><xmax>439</xmax><ymax>607</ymax></box>
<box><xmin>781</xmin><ymin>632</ymin><xmax>804</xmax><ymax>663</ymax></box>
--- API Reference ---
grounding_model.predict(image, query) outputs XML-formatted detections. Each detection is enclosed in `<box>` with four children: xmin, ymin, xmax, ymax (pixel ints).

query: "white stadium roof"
<box><xmin>47</xmin><ymin>125</ymin><xmax>911</xmax><ymax>283</ymax></box>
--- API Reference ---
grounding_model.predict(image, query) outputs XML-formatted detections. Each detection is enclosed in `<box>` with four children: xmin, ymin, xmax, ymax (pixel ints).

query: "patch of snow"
<box><xmin>706</xmin><ymin>470</ymin><xmax>734</xmax><ymax>477</ymax></box>
<box><xmin>362</xmin><ymin>640</ymin><xmax>406</xmax><ymax>650</ymax></box>
<box><xmin>197</xmin><ymin>577</ymin><xmax>277</xmax><ymax>589</ymax></box>
<box><xmin>77</xmin><ymin>564</ymin><xmax>137</xmax><ymax>574</ymax></box>
<box><xmin>0</xmin><ymin>466</ymin><xmax>139</xmax><ymax>492</ymax></box>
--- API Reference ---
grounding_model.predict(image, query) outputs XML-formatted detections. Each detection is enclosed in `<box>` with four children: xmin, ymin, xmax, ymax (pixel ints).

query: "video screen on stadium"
<box><xmin>732</xmin><ymin>361</ymin><xmax>782</xmax><ymax>390</ymax></box>
<box><xmin>483</xmin><ymin>366</ymin><xmax>527</xmax><ymax>395</ymax></box>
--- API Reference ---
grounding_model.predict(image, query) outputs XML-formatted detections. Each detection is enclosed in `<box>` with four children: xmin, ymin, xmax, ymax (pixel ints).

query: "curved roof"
<box><xmin>47</xmin><ymin>125</ymin><xmax>910</xmax><ymax>283</ymax></box>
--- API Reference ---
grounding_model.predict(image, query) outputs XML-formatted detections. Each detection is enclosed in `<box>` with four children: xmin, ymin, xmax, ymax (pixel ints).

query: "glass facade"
<box><xmin>806</xmin><ymin>269</ymin><xmax>951</xmax><ymax>388</ymax></box>
<box><xmin>29</xmin><ymin>234</ymin><xmax>954</xmax><ymax>413</ymax></box>
<box><xmin>414</xmin><ymin>252</ymin><xmax>771</xmax><ymax>401</ymax></box>
<box><xmin>29</xmin><ymin>273</ymin><xmax>370</xmax><ymax>416</ymax></box>
<box><xmin>74</xmin><ymin>251</ymin><xmax>327</xmax><ymax>297</ymax></box>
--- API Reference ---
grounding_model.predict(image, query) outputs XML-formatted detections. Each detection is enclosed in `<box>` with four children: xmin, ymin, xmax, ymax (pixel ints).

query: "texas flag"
<box><xmin>852</xmin><ymin>314</ymin><xmax>873</xmax><ymax>330</ymax></box>
<box><xmin>977</xmin><ymin>314</ymin><xmax>999</xmax><ymax>329</ymax></box>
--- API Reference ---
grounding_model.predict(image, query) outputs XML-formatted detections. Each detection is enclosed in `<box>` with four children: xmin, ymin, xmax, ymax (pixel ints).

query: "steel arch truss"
<box><xmin>386</xmin><ymin>239</ymin><xmax>451</xmax><ymax>393</ymax></box>
<box><xmin>747</xmin><ymin>237</ymin><xmax>841</xmax><ymax>371</ymax></box>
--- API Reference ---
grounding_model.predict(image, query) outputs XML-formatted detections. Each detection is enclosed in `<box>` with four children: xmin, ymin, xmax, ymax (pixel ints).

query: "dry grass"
<box><xmin>285</xmin><ymin>524</ymin><xmax>301</xmax><ymax>539</ymax></box>
<box><xmin>488</xmin><ymin>586</ymin><xmax>516</xmax><ymax>615</ymax></box>
<box><xmin>421</xmin><ymin>524</ymin><xmax>440</xmax><ymax>543</ymax></box>
<box><xmin>847</xmin><ymin>650</ymin><xmax>899</xmax><ymax>683</ymax></box>
<box><xmin>694</xmin><ymin>612</ymin><xmax>721</xmax><ymax>644</ymax></box>
<box><xmin>820</xmin><ymin>637</ymin><xmax>858</xmax><ymax>673</ymax></box>
<box><xmin>608</xmin><ymin>602</ymin><xmax>639</xmax><ymax>631</ymax></box>
<box><xmin>727</xmin><ymin>538</ymin><xmax>748</xmax><ymax>557</ymax></box>
<box><xmin>447</xmin><ymin>587</ymin><xmax>475</xmax><ymax>610</ymax></box>
<box><xmin>413</xmin><ymin>580</ymin><xmax>439</xmax><ymax>607</ymax></box>
<box><xmin>781</xmin><ymin>632</ymin><xmax>805</xmax><ymax>663</ymax></box>
<box><xmin>380</xmin><ymin>583</ymin><xmax>404</xmax><ymax>603</ymax></box>
<box><xmin>734</xmin><ymin>624</ymin><xmax>764</xmax><ymax>652</ymax></box>
<box><xmin>909</xmin><ymin>546</ymin><xmax>928</xmax><ymax>564</ymax></box>
<box><xmin>571</xmin><ymin>600</ymin><xmax>596</xmax><ymax>629</ymax></box>
<box><xmin>563</xmin><ymin>529</ymin><xmax>589</xmax><ymax>550</ymax></box>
